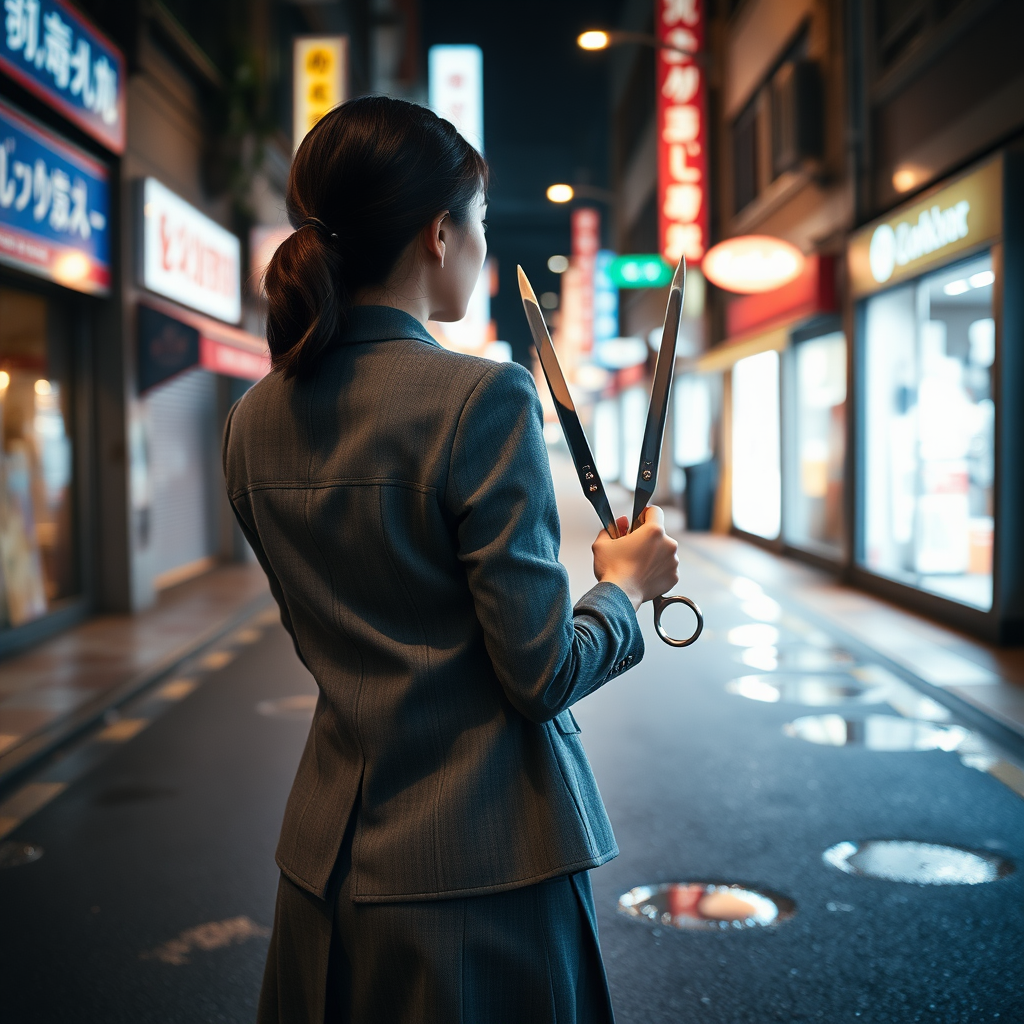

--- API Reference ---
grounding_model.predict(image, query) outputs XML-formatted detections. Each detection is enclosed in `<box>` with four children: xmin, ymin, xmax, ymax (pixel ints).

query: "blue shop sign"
<box><xmin>0</xmin><ymin>96</ymin><xmax>110</xmax><ymax>294</ymax></box>
<box><xmin>1</xmin><ymin>0</ymin><xmax>125</xmax><ymax>153</ymax></box>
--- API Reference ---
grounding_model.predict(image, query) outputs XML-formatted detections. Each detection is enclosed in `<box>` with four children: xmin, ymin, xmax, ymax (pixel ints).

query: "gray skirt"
<box><xmin>258</xmin><ymin>823</ymin><xmax>616</xmax><ymax>1024</ymax></box>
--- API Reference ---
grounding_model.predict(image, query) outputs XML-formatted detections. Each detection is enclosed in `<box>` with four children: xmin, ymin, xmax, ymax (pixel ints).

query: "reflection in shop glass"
<box><xmin>0</xmin><ymin>287</ymin><xmax>75</xmax><ymax>630</ymax></box>
<box><xmin>861</xmin><ymin>252</ymin><xmax>995</xmax><ymax>610</ymax></box>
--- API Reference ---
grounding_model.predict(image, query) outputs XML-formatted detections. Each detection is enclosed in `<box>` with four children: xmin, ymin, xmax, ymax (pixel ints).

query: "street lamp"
<box><xmin>546</xmin><ymin>182</ymin><xmax>615</xmax><ymax>204</ymax></box>
<box><xmin>576</xmin><ymin>28</ymin><xmax>698</xmax><ymax>60</ymax></box>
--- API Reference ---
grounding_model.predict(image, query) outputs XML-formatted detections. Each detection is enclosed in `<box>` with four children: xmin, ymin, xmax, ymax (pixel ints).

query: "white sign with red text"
<box><xmin>428</xmin><ymin>45</ymin><xmax>483</xmax><ymax>153</ymax></box>
<box><xmin>657</xmin><ymin>0</ymin><xmax>707</xmax><ymax>266</ymax></box>
<box><xmin>141</xmin><ymin>177</ymin><xmax>241</xmax><ymax>324</ymax></box>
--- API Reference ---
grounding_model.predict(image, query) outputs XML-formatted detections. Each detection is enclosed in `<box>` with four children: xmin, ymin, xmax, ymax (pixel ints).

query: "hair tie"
<box><xmin>300</xmin><ymin>217</ymin><xmax>338</xmax><ymax>241</ymax></box>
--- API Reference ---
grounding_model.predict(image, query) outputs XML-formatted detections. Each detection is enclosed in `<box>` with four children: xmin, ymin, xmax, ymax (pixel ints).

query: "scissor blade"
<box><xmin>631</xmin><ymin>255</ymin><xmax>686</xmax><ymax>530</ymax></box>
<box><xmin>517</xmin><ymin>266</ymin><xmax>618</xmax><ymax>536</ymax></box>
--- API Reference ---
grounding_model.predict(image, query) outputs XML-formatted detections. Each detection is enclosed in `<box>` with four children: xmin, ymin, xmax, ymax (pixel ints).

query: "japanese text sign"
<box><xmin>656</xmin><ymin>0</ymin><xmax>707</xmax><ymax>266</ymax></box>
<box><xmin>141</xmin><ymin>177</ymin><xmax>241</xmax><ymax>324</ymax></box>
<box><xmin>0</xmin><ymin>96</ymin><xmax>110</xmax><ymax>294</ymax></box>
<box><xmin>292</xmin><ymin>36</ymin><xmax>347</xmax><ymax>153</ymax></box>
<box><xmin>1</xmin><ymin>0</ymin><xmax>125</xmax><ymax>153</ymax></box>
<box><xmin>428</xmin><ymin>45</ymin><xmax>483</xmax><ymax>153</ymax></box>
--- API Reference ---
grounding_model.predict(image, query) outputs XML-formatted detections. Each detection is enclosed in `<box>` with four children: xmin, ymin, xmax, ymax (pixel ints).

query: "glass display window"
<box><xmin>860</xmin><ymin>252</ymin><xmax>995</xmax><ymax>610</ymax></box>
<box><xmin>732</xmin><ymin>349</ymin><xmax>781</xmax><ymax>539</ymax></box>
<box><xmin>784</xmin><ymin>330</ymin><xmax>847</xmax><ymax>557</ymax></box>
<box><xmin>0</xmin><ymin>286</ymin><xmax>77</xmax><ymax>628</ymax></box>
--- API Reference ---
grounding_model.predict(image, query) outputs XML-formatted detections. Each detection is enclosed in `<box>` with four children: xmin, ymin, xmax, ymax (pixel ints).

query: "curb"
<box><xmin>0</xmin><ymin>593</ymin><xmax>274</xmax><ymax>798</ymax></box>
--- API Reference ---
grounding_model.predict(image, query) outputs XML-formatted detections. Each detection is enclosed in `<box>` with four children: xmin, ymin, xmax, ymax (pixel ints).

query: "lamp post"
<box><xmin>576</xmin><ymin>29</ymin><xmax>704</xmax><ymax>63</ymax></box>
<box><xmin>546</xmin><ymin>183</ymin><xmax>615</xmax><ymax>204</ymax></box>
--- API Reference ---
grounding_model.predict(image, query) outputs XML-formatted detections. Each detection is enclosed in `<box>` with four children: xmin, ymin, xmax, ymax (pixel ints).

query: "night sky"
<box><xmin>421</xmin><ymin>0</ymin><xmax>620</xmax><ymax>363</ymax></box>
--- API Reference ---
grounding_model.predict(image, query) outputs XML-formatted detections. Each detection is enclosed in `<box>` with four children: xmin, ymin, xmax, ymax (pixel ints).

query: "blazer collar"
<box><xmin>341</xmin><ymin>305</ymin><xmax>439</xmax><ymax>348</ymax></box>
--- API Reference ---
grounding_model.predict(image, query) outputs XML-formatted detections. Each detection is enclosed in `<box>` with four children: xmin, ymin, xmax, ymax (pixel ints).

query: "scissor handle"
<box><xmin>652</xmin><ymin>594</ymin><xmax>704</xmax><ymax>648</ymax></box>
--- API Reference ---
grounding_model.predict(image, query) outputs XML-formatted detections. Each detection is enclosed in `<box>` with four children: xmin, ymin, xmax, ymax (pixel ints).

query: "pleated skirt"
<box><xmin>257</xmin><ymin>822</ymin><xmax>616</xmax><ymax>1024</ymax></box>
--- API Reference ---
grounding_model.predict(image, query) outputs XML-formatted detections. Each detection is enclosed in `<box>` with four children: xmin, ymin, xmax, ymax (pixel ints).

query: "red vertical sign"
<box><xmin>656</xmin><ymin>0</ymin><xmax>707</xmax><ymax>266</ymax></box>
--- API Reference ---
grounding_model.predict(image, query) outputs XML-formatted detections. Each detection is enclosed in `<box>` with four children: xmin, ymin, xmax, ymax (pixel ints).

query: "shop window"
<box><xmin>784</xmin><ymin>331</ymin><xmax>846</xmax><ymax>557</ymax></box>
<box><xmin>861</xmin><ymin>252</ymin><xmax>994</xmax><ymax>610</ymax></box>
<box><xmin>732</xmin><ymin>349</ymin><xmax>781</xmax><ymax>539</ymax></box>
<box><xmin>0</xmin><ymin>288</ymin><xmax>76</xmax><ymax>628</ymax></box>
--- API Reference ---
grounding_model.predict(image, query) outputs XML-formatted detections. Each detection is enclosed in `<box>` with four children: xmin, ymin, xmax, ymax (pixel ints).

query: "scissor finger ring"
<box><xmin>652</xmin><ymin>594</ymin><xmax>703</xmax><ymax>648</ymax></box>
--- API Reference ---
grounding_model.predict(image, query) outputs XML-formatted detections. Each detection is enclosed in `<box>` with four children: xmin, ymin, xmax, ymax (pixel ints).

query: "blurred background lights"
<box><xmin>546</xmin><ymin>183</ymin><xmax>575</xmax><ymax>203</ymax></box>
<box><xmin>944</xmin><ymin>270</ymin><xmax>994</xmax><ymax>296</ymax></box>
<box><xmin>892</xmin><ymin>167</ymin><xmax>923</xmax><ymax>193</ymax></box>
<box><xmin>547</xmin><ymin>254</ymin><xmax>570</xmax><ymax>273</ymax></box>
<box><xmin>540</xmin><ymin>291</ymin><xmax>559</xmax><ymax>309</ymax></box>
<box><xmin>52</xmin><ymin>251</ymin><xmax>91</xmax><ymax>288</ymax></box>
<box><xmin>702</xmin><ymin>236</ymin><xmax>805</xmax><ymax>294</ymax></box>
<box><xmin>34</xmin><ymin>379</ymin><xmax>52</xmax><ymax>396</ymax></box>
<box><xmin>0</xmin><ymin>370</ymin><xmax>9</xmax><ymax>389</ymax></box>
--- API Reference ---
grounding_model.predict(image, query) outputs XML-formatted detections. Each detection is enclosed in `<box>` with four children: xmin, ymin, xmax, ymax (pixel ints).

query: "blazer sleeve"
<box><xmin>445</xmin><ymin>360</ymin><xmax>645</xmax><ymax>723</ymax></box>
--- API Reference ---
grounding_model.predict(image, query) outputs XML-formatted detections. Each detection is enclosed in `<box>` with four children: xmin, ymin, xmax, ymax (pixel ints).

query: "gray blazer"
<box><xmin>223</xmin><ymin>306</ymin><xmax>644</xmax><ymax>904</ymax></box>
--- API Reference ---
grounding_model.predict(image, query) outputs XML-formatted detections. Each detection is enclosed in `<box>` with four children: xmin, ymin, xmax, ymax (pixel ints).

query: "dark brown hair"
<box><xmin>264</xmin><ymin>96</ymin><xmax>488</xmax><ymax>377</ymax></box>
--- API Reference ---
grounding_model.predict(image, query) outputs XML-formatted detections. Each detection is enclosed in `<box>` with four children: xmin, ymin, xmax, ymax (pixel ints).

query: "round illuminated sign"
<box><xmin>868</xmin><ymin>223</ymin><xmax>896</xmax><ymax>283</ymax></box>
<box><xmin>702</xmin><ymin>236</ymin><xmax>805</xmax><ymax>294</ymax></box>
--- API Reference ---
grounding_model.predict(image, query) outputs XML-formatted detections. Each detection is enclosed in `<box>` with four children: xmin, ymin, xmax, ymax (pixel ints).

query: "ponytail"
<box><xmin>264</xmin><ymin>96</ymin><xmax>488</xmax><ymax>378</ymax></box>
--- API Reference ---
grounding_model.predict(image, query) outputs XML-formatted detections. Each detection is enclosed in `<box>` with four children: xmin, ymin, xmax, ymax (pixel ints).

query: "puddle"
<box><xmin>783</xmin><ymin>714</ymin><xmax>970</xmax><ymax>751</ymax></box>
<box><xmin>727</xmin><ymin>624</ymin><xmax>781</xmax><ymax>647</ymax></box>
<box><xmin>823</xmin><ymin>840</ymin><xmax>1014</xmax><ymax>885</ymax></box>
<box><xmin>618</xmin><ymin>882</ymin><xmax>796</xmax><ymax>931</ymax></box>
<box><xmin>256</xmin><ymin>695</ymin><xmax>318</xmax><ymax>720</ymax></box>
<box><xmin>726</xmin><ymin>674</ymin><xmax>891</xmax><ymax>707</ymax></box>
<box><xmin>0</xmin><ymin>841</ymin><xmax>43</xmax><ymax>868</ymax></box>
<box><xmin>741</xmin><ymin>646</ymin><xmax>856</xmax><ymax>672</ymax></box>
<box><xmin>740</xmin><ymin>595</ymin><xmax>782</xmax><ymax>622</ymax></box>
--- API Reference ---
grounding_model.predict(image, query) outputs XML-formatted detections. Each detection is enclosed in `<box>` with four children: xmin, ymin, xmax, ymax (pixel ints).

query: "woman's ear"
<box><xmin>425</xmin><ymin>210</ymin><xmax>450</xmax><ymax>268</ymax></box>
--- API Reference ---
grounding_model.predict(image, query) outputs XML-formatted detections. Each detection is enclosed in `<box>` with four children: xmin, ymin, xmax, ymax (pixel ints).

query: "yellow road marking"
<box><xmin>96</xmin><ymin>718</ymin><xmax>149</xmax><ymax>742</ymax></box>
<box><xmin>199</xmin><ymin>650</ymin><xmax>235</xmax><ymax>671</ymax></box>
<box><xmin>155</xmin><ymin>679</ymin><xmax>199</xmax><ymax>701</ymax></box>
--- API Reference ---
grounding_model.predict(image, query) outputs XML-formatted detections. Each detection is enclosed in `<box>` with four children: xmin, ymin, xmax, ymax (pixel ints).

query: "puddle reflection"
<box><xmin>823</xmin><ymin>840</ymin><xmax>1014</xmax><ymax>884</ymax></box>
<box><xmin>741</xmin><ymin>646</ymin><xmax>857</xmax><ymax>671</ymax></box>
<box><xmin>783</xmin><ymin>714</ymin><xmax>970</xmax><ymax>751</ymax></box>
<box><xmin>618</xmin><ymin>882</ymin><xmax>796</xmax><ymax>930</ymax></box>
<box><xmin>0</xmin><ymin>841</ymin><xmax>43</xmax><ymax>868</ymax></box>
<box><xmin>727</xmin><ymin>675</ymin><xmax>891</xmax><ymax>706</ymax></box>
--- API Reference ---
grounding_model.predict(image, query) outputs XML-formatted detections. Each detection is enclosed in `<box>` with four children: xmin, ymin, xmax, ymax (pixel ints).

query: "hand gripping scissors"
<box><xmin>518</xmin><ymin>256</ymin><xmax>704</xmax><ymax>648</ymax></box>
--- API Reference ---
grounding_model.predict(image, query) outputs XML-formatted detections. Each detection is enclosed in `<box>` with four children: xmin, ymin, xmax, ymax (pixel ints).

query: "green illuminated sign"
<box><xmin>608</xmin><ymin>254</ymin><xmax>672</xmax><ymax>288</ymax></box>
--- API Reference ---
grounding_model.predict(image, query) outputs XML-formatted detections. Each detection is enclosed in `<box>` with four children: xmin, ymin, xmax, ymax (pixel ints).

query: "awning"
<box><xmin>137</xmin><ymin>297</ymin><xmax>270</xmax><ymax>393</ymax></box>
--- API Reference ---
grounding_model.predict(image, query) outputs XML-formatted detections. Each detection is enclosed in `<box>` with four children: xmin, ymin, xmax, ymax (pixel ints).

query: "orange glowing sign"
<box><xmin>703</xmin><ymin>235</ymin><xmax>805</xmax><ymax>294</ymax></box>
<box><xmin>657</xmin><ymin>0</ymin><xmax>707</xmax><ymax>266</ymax></box>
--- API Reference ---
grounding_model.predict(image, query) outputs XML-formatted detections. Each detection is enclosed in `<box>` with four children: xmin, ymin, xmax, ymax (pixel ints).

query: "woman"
<box><xmin>223</xmin><ymin>96</ymin><xmax>679</xmax><ymax>1024</ymax></box>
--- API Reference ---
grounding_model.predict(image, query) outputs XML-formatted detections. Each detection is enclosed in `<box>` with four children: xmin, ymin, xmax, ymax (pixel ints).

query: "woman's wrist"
<box><xmin>598</xmin><ymin>575</ymin><xmax>643</xmax><ymax>612</ymax></box>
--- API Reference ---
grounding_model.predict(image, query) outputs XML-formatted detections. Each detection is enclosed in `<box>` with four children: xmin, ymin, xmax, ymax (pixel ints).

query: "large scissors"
<box><xmin>518</xmin><ymin>256</ymin><xmax>703</xmax><ymax>648</ymax></box>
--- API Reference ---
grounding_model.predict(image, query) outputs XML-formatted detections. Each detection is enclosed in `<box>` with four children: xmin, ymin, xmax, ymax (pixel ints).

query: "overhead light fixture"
<box><xmin>547</xmin><ymin>254</ymin><xmax>570</xmax><ymax>273</ymax></box>
<box><xmin>546</xmin><ymin>183</ymin><xmax>574</xmax><ymax>203</ymax></box>
<box><xmin>943</xmin><ymin>279</ymin><xmax>970</xmax><ymax>296</ymax></box>
<box><xmin>892</xmin><ymin>167</ymin><xmax>923</xmax><ymax>194</ymax></box>
<box><xmin>969</xmin><ymin>270</ymin><xmax>995</xmax><ymax>288</ymax></box>
<box><xmin>577</xmin><ymin>30</ymin><xmax>611</xmax><ymax>51</ymax></box>
<box><xmin>702</xmin><ymin>235</ymin><xmax>805</xmax><ymax>294</ymax></box>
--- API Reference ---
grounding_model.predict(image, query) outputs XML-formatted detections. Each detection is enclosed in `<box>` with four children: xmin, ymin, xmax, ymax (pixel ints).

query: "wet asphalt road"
<box><xmin>1</xmin><ymin>481</ymin><xmax>1023</xmax><ymax>1022</ymax></box>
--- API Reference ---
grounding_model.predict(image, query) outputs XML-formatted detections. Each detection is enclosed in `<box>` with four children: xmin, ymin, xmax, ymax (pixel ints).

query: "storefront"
<box><xmin>0</xmin><ymin>1</ymin><xmax>124</xmax><ymax>653</ymax></box>
<box><xmin>133</xmin><ymin>178</ymin><xmax>267</xmax><ymax>595</ymax></box>
<box><xmin>848</xmin><ymin>153</ymin><xmax>1023</xmax><ymax>641</ymax></box>
<box><xmin>688</xmin><ymin>256</ymin><xmax>844</xmax><ymax>555</ymax></box>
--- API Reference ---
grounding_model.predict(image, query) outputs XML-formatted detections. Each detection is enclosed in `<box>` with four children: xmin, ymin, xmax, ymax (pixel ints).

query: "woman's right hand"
<box><xmin>592</xmin><ymin>505</ymin><xmax>679</xmax><ymax>612</ymax></box>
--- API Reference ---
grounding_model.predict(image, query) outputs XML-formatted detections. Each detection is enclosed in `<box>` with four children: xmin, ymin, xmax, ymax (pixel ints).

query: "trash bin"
<box><xmin>683</xmin><ymin>459</ymin><xmax>718</xmax><ymax>531</ymax></box>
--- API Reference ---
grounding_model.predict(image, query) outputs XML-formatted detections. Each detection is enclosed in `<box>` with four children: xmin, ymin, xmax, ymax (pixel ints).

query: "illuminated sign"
<box><xmin>608</xmin><ymin>253</ymin><xmax>672</xmax><ymax>288</ymax></box>
<box><xmin>428</xmin><ymin>45</ymin><xmax>483</xmax><ymax>152</ymax></box>
<box><xmin>293</xmin><ymin>36</ymin><xmax>347</xmax><ymax>152</ymax></box>
<box><xmin>656</xmin><ymin>0</ymin><xmax>707</xmax><ymax>266</ymax></box>
<box><xmin>0</xmin><ymin>97</ymin><xmax>109</xmax><ymax>294</ymax></box>
<box><xmin>848</xmin><ymin>156</ymin><xmax>1002</xmax><ymax>297</ymax></box>
<box><xmin>141</xmin><ymin>177</ymin><xmax>241</xmax><ymax>324</ymax></box>
<box><xmin>0</xmin><ymin>0</ymin><xmax>125</xmax><ymax>153</ymax></box>
<box><xmin>703</xmin><ymin>235</ymin><xmax>805</xmax><ymax>294</ymax></box>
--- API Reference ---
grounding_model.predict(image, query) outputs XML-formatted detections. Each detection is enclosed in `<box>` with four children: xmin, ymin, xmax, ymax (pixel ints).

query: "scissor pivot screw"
<box><xmin>642</xmin><ymin>469</ymin><xmax>652</xmax><ymax>481</ymax></box>
<box><xmin>585</xmin><ymin>471</ymin><xmax>595</xmax><ymax>480</ymax></box>
<box><xmin>588</xmin><ymin>484</ymin><xmax>598</xmax><ymax>493</ymax></box>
